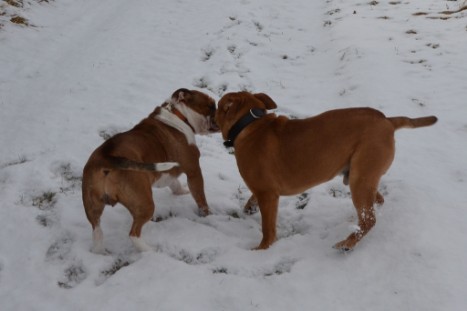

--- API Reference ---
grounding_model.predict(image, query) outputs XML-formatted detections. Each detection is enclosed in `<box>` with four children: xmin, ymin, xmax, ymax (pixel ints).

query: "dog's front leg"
<box><xmin>254</xmin><ymin>193</ymin><xmax>279</xmax><ymax>250</ymax></box>
<box><xmin>186</xmin><ymin>170</ymin><xmax>210</xmax><ymax>216</ymax></box>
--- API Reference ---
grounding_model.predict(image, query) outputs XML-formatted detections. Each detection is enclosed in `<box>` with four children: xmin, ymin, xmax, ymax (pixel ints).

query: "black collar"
<box><xmin>223</xmin><ymin>108</ymin><xmax>266</xmax><ymax>148</ymax></box>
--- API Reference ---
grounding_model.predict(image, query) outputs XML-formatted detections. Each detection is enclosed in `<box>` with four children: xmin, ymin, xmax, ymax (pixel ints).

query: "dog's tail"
<box><xmin>388</xmin><ymin>115</ymin><xmax>438</xmax><ymax>130</ymax></box>
<box><xmin>108</xmin><ymin>156</ymin><xmax>179</xmax><ymax>172</ymax></box>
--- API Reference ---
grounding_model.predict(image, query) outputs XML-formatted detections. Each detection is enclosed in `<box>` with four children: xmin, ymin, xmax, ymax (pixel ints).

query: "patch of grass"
<box><xmin>5</xmin><ymin>0</ymin><xmax>24</xmax><ymax>8</ymax></box>
<box><xmin>440</xmin><ymin>5</ymin><xmax>467</xmax><ymax>15</ymax></box>
<box><xmin>412</xmin><ymin>12</ymin><xmax>428</xmax><ymax>16</ymax></box>
<box><xmin>10</xmin><ymin>15</ymin><xmax>29</xmax><ymax>26</ymax></box>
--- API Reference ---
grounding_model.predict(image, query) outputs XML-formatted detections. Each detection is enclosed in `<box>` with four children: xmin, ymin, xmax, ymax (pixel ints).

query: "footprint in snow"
<box><xmin>158</xmin><ymin>244</ymin><xmax>221</xmax><ymax>265</ymax></box>
<box><xmin>58</xmin><ymin>261</ymin><xmax>87</xmax><ymax>289</ymax></box>
<box><xmin>46</xmin><ymin>234</ymin><xmax>74</xmax><ymax>262</ymax></box>
<box><xmin>95</xmin><ymin>255</ymin><xmax>138</xmax><ymax>286</ymax></box>
<box><xmin>212</xmin><ymin>257</ymin><xmax>297</xmax><ymax>278</ymax></box>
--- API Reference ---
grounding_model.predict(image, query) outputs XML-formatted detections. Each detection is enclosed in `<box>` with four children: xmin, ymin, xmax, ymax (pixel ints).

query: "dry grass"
<box><xmin>4</xmin><ymin>0</ymin><xmax>24</xmax><ymax>8</ymax></box>
<box><xmin>10</xmin><ymin>15</ymin><xmax>29</xmax><ymax>26</ymax></box>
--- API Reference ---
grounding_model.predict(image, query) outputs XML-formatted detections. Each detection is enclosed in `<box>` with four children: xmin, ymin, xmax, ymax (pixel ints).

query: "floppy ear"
<box><xmin>171</xmin><ymin>88</ymin><xmax>192</xmax><ymax>103</ymax></box>
<box><xmin>223</xmin><ymin>101</ymin><xmax>233</xmax><ymax>112</ymax></box>
<box><xmin>253</xmin><ymin>93</ymin><xmax>277</xmax><ymax>110</ymax></box>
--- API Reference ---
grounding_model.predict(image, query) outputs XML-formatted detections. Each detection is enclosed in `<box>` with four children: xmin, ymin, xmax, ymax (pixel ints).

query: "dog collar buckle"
<box><xmin>223</xmin><ymin>139</ymin><xmax>234</xmax><ymax>148</ymax></box>
<box><xmin>250</xmin><ymin>109</ymin><xmax>262</xmax><ymax>119</ymax></box>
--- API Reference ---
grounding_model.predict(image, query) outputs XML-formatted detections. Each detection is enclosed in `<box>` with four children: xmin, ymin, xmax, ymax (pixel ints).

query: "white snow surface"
<box><xmin>1</xmin><ymin>0</ymin><xmax>467</xmax><ymax>310</ymax></box>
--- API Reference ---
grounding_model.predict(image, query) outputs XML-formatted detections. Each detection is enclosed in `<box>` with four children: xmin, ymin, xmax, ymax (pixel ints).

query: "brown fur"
<box><xmin>216</xmin><ymin>91</ymin><xmax>437</xmax><ymax>251</ymax></box>
<box><xmin>82</xmin><ymin>88</ymin><xmax>217</xmax><ymax>253</ymax></box>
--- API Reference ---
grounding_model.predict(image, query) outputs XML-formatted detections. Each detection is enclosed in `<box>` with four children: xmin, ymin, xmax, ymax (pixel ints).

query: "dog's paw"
<box><xmin>375</xmin><ymin>191</ymin><xmax>385</xmax><ymax>205</ymax></box>
<box><xmin>333</xmin><ymin>237</ymin><xmax>358</xmax><ymax>253</ymax></box>
<box><xmin>243</xmin><ymin>204</ymin><xmax>259</xmax><ymax>215</ymax></box>
<box><xmin>129</xmin><ymin>236</ymin><xmax>154</xmax><ymax>252</ymax></box>
<box><xmin>332</xmin><ymin>243</ymin><xmax>354</xmax><ymax>253</ymax></box>
<box><xmin>243</xmin><ymin>195</ymin><xmax>259</xmax><ymax>214</ymax></box>
<box><xmin>198</xmin><ymin>207</ymin><xmax>210</xmax><ymax>217</ymax></box>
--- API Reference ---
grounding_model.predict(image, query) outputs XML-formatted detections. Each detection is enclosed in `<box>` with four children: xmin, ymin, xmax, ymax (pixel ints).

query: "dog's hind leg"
<box><xmin>343</xmin><ymin>169</ymin><xmax>384</xmax><ymax>205</ymax></box>
<box><xmin>169</xmin><ymin>178</ymin><xmax>190</xmax><ymax>195</ymax></box>
<box><xmin>127</xmin><ymin>201</ymin><xmax>155</xmax><ymax>252</ymax></box>
<box><xmin>83</xmin><ymin>190</ymin><xmax>106</xmax><ymax>254</ymax></box>
<box><xmin>334</xmin><ymin>142</ymin><xmax>394</xmax><ymax>251</ymax></box>
<box><xmin>334</xmin><ymin>182</ymin><xmax>377</xmax><ymax>252</ymax></box>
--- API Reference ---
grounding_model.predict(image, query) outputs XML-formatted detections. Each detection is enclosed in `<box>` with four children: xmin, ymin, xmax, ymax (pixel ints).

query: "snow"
<box><xmin>1</xmin><ymin>0</ymin><xmax>466</xmax><ymax>310</ymax></box>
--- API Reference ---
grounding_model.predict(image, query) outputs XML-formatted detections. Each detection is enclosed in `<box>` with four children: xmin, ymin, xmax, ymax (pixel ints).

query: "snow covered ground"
<box><xmin>1</xmin><ymin>0</ymin><xmax>466</xmax><ymax>310</ymax></box>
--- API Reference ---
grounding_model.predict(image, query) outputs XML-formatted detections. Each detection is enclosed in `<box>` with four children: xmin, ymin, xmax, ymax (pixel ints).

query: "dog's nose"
<box><xmin>209</xmin><ymin>116</ymin><xmax>220</xmax><ymax>132</ymax></box>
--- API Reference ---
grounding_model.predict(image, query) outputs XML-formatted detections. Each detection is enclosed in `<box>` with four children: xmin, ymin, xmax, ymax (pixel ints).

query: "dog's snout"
<box><xmin>209</xmin><ymin>116</ymin><xmax>220</xmax><ymax>132</ymax></box>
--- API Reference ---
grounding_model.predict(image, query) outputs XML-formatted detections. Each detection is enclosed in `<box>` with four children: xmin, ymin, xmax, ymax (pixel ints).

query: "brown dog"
<box><xmin>82</xmin><ymin>88</ymin><xmax>217</xmax><ymax>253</ymax></box>
<box><xmin>215</xmin><ymin>91</ymin><xmax>437</xmax><ymax>251</ymax></box>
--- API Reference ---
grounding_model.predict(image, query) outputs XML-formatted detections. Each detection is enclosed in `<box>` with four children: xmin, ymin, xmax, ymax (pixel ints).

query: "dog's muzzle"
<box><xmin>208</xmin><ymin>116</ymin><xmax>220</xmax><ymax>133</ymax></box>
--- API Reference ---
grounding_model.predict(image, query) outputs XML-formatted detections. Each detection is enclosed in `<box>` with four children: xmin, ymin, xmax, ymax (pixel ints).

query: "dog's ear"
<box><xmin>253</xmin><ymin>93</ymin><xmax>277</xmax><ymax>110</ymax></box>
<box><xmin>223</xmin><ymin>101</ymin><xmax>233</xmax><ymax>112</ymax></box>
<box><xmin>172</xmin><ymin>88</ymin><xmax>193</xmax><ymax>103</ymax></box>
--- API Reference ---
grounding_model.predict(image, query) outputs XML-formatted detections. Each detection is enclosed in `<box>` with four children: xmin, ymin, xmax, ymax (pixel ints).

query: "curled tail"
<box><xmin>388</xmin><ymin>115</ymin><xmax>438</xmax><ymax>130</ymax></box>
<box><xmin>108</xmin><ymin>156</ymin><xmax>178</xmax><ymax>172</ymax></box>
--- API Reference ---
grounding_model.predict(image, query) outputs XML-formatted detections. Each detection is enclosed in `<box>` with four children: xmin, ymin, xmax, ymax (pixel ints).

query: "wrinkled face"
<box><xmin>216</xmin><ymin>92</ymin><xmax>278</xmax><ymax>139</ymax></box>
<box><xmin>171</xmin><ymin>88</ymin><xmax>218</xmax><ymax>133</ymax></box>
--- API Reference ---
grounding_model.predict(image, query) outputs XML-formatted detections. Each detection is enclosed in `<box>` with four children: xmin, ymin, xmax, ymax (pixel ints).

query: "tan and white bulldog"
<box><xmin>82</xmin><ymin>88</ymin><xmax>217</xmax><ymax>253</ymax></box>
<box><xmin>215</xmin><ymin>91</ymin><xmax>437</xmax><ymax>251</ymax></box>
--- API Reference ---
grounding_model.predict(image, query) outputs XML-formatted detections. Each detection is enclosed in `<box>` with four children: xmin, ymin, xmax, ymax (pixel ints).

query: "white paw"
<box><xmin>130</xmin><ymin>236</ymin><xmax>154</xmax><ymax>252</ymax></box>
